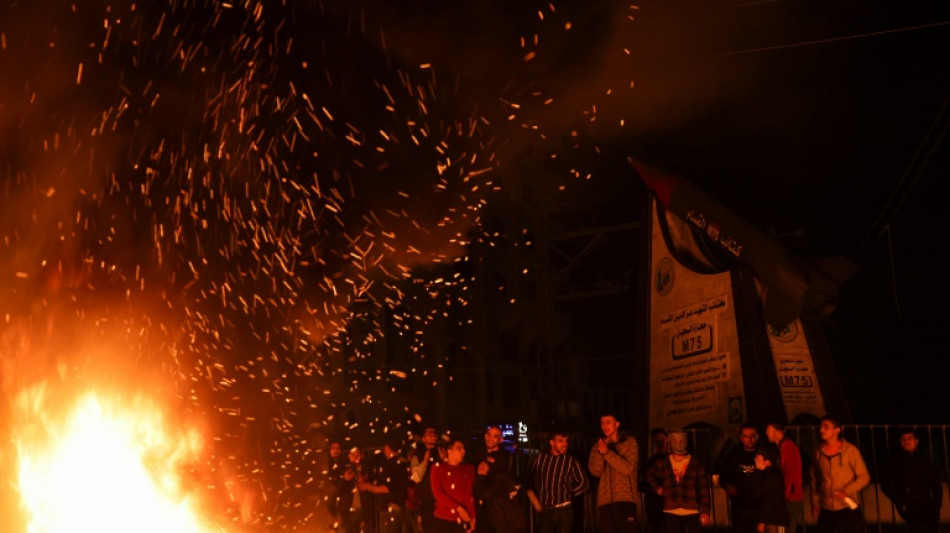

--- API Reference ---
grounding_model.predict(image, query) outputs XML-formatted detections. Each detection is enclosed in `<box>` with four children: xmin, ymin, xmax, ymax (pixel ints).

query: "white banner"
<box><xmin>648</xmin><ymin>201</ymin><xmax>746</xmax><ymax>431</ymax></box>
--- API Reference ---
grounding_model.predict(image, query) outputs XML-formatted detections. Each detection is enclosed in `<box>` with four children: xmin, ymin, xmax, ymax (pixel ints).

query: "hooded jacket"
<box><xmin>752</xmin><ymin>457</ymin><xmax>790</xmax><ymax>527</ymax></box>
<box><xmin>778</xmin><ymin>438</ymin><xmax>804</xmax><ymax>503</ymax></box>
<box><xmin>588</xmin><ymin>434</ymin><xmax>640</xmax><ymax>507</ymax></box>
<box><xmin>810</xmin><ymin>439</ymin><xmax>870</xmax><ymax>511</ymax></box>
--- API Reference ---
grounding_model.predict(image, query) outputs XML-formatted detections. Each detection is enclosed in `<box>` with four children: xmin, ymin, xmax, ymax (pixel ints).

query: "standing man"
<box><xmin>720</xmin><ymin>424</ymin><xmax>763</xmax><ymax>533</ymax></box>
<box><xmin>361</xmin><ymin>437</ymin><xmax>411</xmax><ymax>533</ymax></box>
<box><xmin>525</xmin><ymin>428</ymin><xmax>590</xmax><ymax>533</ymax></box>
<box><xmin>472</xmin><ymin>425</ymin><xmax>524</xmax><ymax>533</ymax></box>
<box><xmin>880</xmin><ymin>428</ymin><xmax>942</xmax><ymax>533</ymax></box>
<box><xmin>765</xmin><ymin>421</ymin><xmax>804</xmax><ymax>533</ymax></box>
<box><xmin>325</xmin><ymin>440</ymin><xmax>346</xmax><ymax>528</ymax></box>
<box><xmin>411</xmin><ymin>427</ymin><xmax>440</xmax><ymax>533</ymax></box>
<box><xmin>589</xmin><ymin>413</ymin><xmax>640</xmax><ymax>533</ymax></box>
<box><xmin>810</xmin><ymin>416</ymin><xmax>870</xmax><ymax>533</ymax></box>
<box><xmin>751</xmin><ymin>446</ymin><xmax>789</xmax><ymax>533</ymax></box>
<box><xmin>641</xmin><ymin>429</ymin><xmax>670</xmax><ymax>533</ymax></box>
<box><xmin>646</xmin><ymin>429</ymin><xmax>711</xmax><ymax>533</ymax></box>
<box><xmin>340</xmin><ymin>446</ymin><xmax>371</xmax><ymax>533</ymax></box>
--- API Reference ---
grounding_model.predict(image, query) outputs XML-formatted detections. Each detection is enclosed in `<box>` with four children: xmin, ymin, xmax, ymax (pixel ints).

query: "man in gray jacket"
<box><xmin>589</xmin><ymin>413</ymin><xmax>640</xmax><ymax>533</ymax></box>
<box><xmin>810</xmin><ymin>415</ymin><xmax>870</xmax><ymax>533</ymax></box>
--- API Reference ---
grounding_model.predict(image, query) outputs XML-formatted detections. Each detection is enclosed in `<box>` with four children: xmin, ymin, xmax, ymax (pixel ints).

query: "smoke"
<box><xmin>1</xmin><ymin>0</ymin><xmax>801</xmax><ymax>527</ymax></box>
<box><xmin>1</xmin><ymin>1</ymin><xmax>501</xmax><ymax>528</ymax></box>
<box><xmin>342</xmin><ymin>0</ymin><xmax>790</xmax><ymax>156</ymax></box>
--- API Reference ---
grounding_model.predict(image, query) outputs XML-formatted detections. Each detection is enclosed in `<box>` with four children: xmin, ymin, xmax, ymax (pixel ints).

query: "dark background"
<box><xmin>2</xmin><ymin>2</ymin><xmax>949</xmax><ymax>530</ymax></box>
<box><xmin>352</xmin><ymin>0</ymin><xmax>950</xmax><ymax>423</ymax></box>
<box><xmin>3</xmin><ymin>0</ymin><xmax>949</xmax><ymax>425</ymax></box>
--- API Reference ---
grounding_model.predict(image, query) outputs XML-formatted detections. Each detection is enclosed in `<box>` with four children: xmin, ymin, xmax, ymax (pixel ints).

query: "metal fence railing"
<box><xmin>506</xmin><ymin>425</ymin><xmax>950</xmax><ymax>533</ymax></box>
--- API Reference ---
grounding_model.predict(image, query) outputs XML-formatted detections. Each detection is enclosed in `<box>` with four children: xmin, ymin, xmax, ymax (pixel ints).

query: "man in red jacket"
<box><xmin>766</xmin><ymin>421</ymin><xmax>804</xmax><ymax>533</ymax></box>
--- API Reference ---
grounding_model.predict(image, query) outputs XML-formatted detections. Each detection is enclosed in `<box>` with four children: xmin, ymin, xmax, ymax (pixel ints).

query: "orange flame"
<box><xmin>15</xmin><ymin>390</ymin><xmax>221</xmax><ymax>533</ymax></box>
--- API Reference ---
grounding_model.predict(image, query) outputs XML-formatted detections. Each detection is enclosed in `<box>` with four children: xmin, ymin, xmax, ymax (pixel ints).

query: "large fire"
<box><xmin>15</xmin><ymin>390</ymin><xmax>220</xmax><ymax>533</ymax></box>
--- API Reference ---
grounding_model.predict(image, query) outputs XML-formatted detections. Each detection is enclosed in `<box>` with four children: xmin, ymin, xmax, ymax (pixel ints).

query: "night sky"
<box><xmin>328</xmin><ymin>0</ymin><xmax>950</xmax><ymax>422</ymax></box>
<box><xmin>606</xmin><ymin>1</ymin><xmax>950</xmax><ymax>424</ymax></box>
<box><xmin>2</xmin><ymin>0</ymin><xmax>949</xmax><ymax>529</ymax></box>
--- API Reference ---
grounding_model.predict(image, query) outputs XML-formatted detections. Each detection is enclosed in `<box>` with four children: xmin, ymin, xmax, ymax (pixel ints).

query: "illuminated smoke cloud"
<box><xmin>2</xmin><ymin>1</ymin><xmax>500</xmax><ymax>529</ymax></box>
<box><xmin>2</xmin><ymin>0</ymin><xmax>679</xmax><ymax>528</ymax></box>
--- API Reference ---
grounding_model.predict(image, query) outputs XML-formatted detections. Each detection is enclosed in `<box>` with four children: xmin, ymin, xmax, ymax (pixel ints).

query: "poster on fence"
<box><xmin>647</xmin><ymin>198</ymin><xmax>832</xmax><ymax>432</ymax></box>
<box><xmin>647</xmin><ymin>201</ymin><xmax>747</xmax><ymax>432</ymax></box>
<box><xmin>767</xmin><ymin>319</ymin><xmax>827</xmax><ymax>421</ymax></box>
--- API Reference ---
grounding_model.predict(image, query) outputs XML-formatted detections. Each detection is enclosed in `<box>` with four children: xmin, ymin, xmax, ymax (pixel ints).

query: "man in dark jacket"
<box><xmin>720</xmin><ymin>424</ymin><xmax>763</xmax><ymax>533</ymax></box>
<box><xmin>472</xmin><ymin>425</ymin><xmax>525</xmax><ymax>533</ymax></box>
<box><xmin>752</xmin><ymin>445</ymin><xmax>789</xmax><ymax>533</ymax></box>
<box><xmin>362</xmin><ymin>437</ymin><xmax>411</xmax><ymax>533</ymax></box>
<box><xmin>641</xmin><ymin>429</ymin><xmax>669</xmax><ymax>533</ymax></box>
<box><xmin>881</xmin><ymin>429</ymin><xmax>943</xmax><ymax>533</ymax></box>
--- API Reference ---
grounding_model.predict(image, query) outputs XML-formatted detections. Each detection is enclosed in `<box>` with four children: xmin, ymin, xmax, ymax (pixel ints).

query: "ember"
<box><xmin>0</xmin><ymin>0</ymin><xmax>594</xmax><ymax>529</ymax></box>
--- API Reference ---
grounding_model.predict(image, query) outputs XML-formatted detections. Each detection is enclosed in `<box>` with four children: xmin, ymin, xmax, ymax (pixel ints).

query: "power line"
<box><xmin>716</xmin><ymin>0</ymin><xmax>781</xmax><ymax>8</ymax></box>
<box><xmin>857</xmin><ymin>92</ymin><xmax>950</xmax><ymax>262</ymax></box>
<box><xmin>697</xmin><ymin>19</ymin><xmax>950</xmax><ymax>59</ymax></box>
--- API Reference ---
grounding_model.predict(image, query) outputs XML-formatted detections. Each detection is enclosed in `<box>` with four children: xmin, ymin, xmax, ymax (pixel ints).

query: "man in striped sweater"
<box><xmin>526</xmin><ymin>429</ymin><xmax>590</xmax><ymax>533</ymax></box>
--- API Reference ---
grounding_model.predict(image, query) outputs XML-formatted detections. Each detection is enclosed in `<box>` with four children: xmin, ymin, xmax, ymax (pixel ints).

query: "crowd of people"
<box><xmin>644</xmin><ymin>417</ymin><xmax>942</xmax><ymax>533</ymax></box>
<box><xmin>310</xmin><ymin>414</ymin><xmax>943</xmax><ymax>533</ymax></box>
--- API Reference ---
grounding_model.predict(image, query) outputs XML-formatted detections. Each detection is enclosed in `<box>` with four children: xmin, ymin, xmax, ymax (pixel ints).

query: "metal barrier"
<box><xmin>511</xmin><ymin>425</ymin><xmax>950</xmax><ymax>533</ymax></box>
<box><xmin>787</xmin><ymin>424</ymin><xmax>950</xmax><ymax>533</ymax></box>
